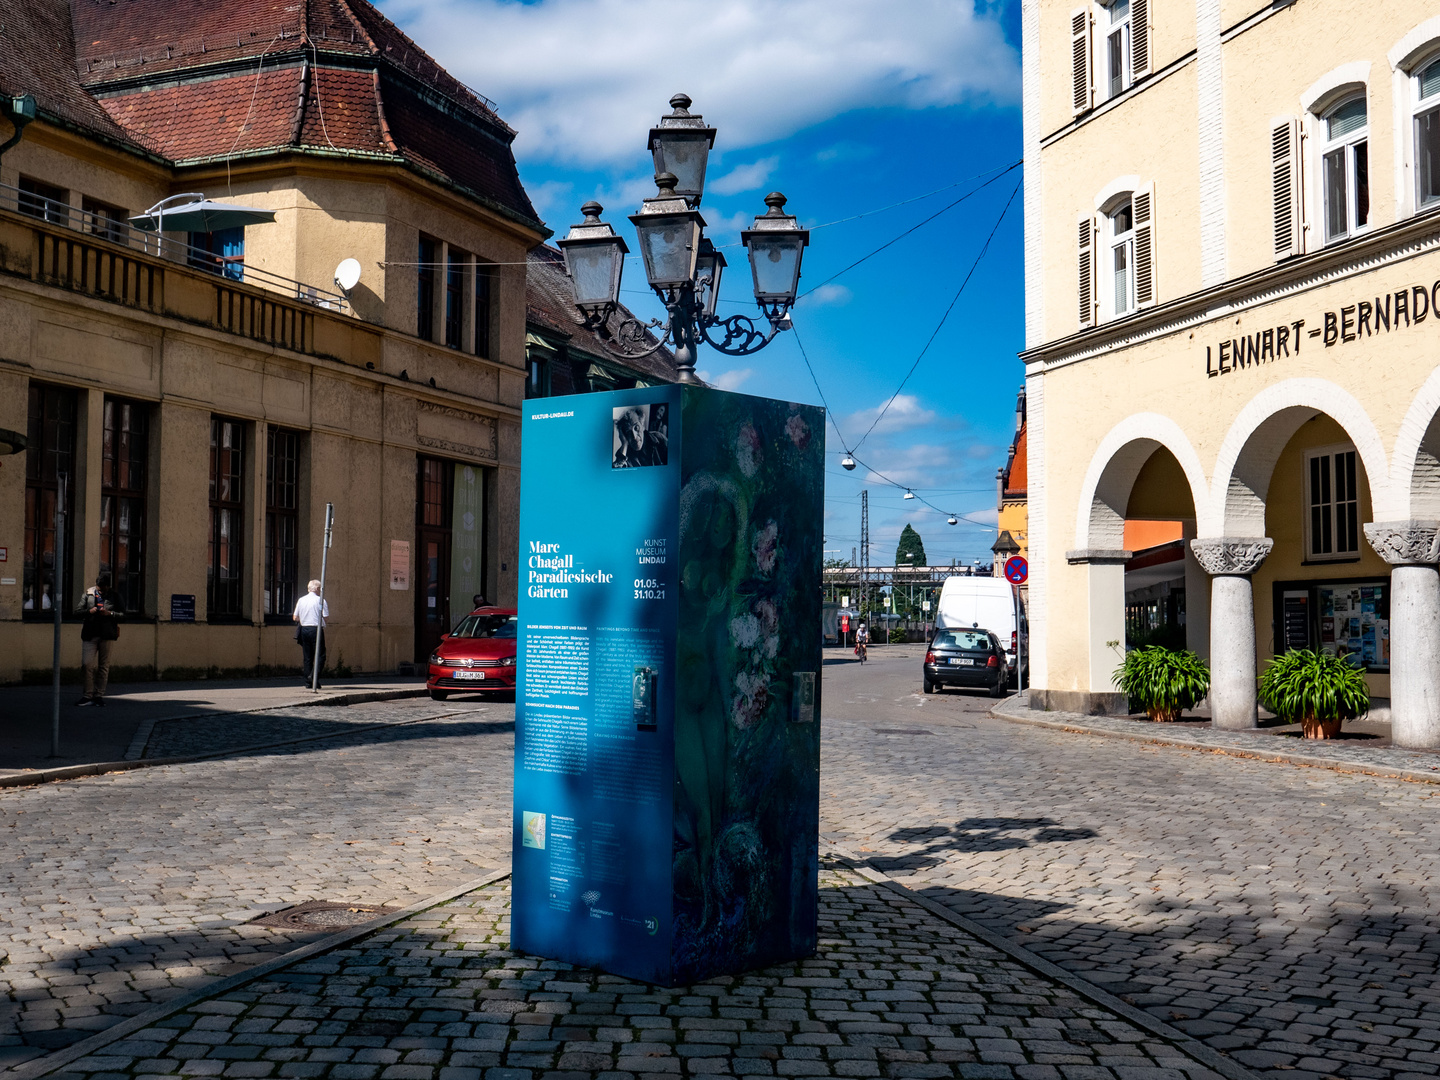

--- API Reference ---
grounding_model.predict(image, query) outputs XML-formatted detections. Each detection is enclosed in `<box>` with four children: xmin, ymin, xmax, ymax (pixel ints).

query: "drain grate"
<box><xmin>248</xmin><ymin>900</ymin><xmax>400</xmax><ymax>930</ymax></box>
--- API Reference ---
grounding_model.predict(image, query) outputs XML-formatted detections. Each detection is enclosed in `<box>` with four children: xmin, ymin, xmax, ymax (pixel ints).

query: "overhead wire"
<box><xmin>849</xmin><ymin>178</ymin><xmax>1021</xmax><ymax>457</ymax></box>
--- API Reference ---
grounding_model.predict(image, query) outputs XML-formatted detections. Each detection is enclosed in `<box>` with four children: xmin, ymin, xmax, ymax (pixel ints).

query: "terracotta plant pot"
<box><xmin>1147</xmin><ymin>707</ymin><xmax>1181</xmax><ymax>723</ymax></box>
<box><xmin>1300</xmin><ymin>716</ymin><xmax>1343</xmax><ymax>739</ymax></box>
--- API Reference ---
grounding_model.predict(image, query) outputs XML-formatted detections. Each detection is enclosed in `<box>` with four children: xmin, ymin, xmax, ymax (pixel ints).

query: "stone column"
<box><xmin>1064</xmin><ymin>548</ymin><xmax>1131</xmax><ymax>715</ymax></box>
<box><xmin>1363</xmin><ymin>521</ymin><xmax>1440</xmax><ymax>749</ymax></box>
<box><xmin>1190</xmin><ymin>537</ymin><xmax>1273</xmax><ymax>730</ymax></box>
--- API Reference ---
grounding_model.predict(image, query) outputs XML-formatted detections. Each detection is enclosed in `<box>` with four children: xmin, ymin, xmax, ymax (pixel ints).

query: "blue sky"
<box><xmin>379</xmin><ymin>0</ymin><xmax>1024</xmax><ymax>568</ymax></box>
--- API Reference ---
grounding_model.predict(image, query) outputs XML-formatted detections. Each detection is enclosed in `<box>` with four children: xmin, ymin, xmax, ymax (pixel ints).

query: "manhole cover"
<box><xmin>248</xmin><ymin>900</ymin><xmax>399</xmax><ymax>930</ymax></box>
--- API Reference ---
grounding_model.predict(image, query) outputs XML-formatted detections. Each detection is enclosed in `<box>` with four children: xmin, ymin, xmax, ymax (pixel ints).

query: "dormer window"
<box><xmin>1320</xmin><ymin>96</ymin><xmax>1369</xmax><ymax>243</ymax></box>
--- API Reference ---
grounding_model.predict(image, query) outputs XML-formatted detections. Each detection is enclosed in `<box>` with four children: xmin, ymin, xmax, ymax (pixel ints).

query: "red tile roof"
<box><xmin>1003</xmin><ymin>423</ymin><xmax>1027</xmax><ymax>499</ymax></box>
<box><xmin>0</xmin><ymin>0</ymin><xmax>151</xmax><ymax>153</ymax></box>
<box><xmin>7</xmin><ymin>0</ymin><xmax>540</xmax><ymax>229</ymax></box>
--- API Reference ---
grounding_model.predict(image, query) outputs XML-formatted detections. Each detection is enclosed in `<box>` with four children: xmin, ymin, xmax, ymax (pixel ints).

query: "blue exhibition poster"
<box><xmin>514</xmin><ymin>384</ymin><xmax>824</xmax><ymax>986</ymax></box>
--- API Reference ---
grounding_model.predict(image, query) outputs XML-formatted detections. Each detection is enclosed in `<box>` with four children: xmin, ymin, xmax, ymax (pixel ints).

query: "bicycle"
<box><xmin>854</xmin><ymin>637</ymin><xmax>868</xmax><ymax>664</ymax></box>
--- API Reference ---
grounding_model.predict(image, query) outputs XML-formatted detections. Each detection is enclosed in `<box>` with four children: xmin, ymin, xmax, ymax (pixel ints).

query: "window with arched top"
<box><xmin>1106</xmin><ymin>198</ymin><xmax>1136</xmax><ymax>317</ymax></box>
<box><xmin>1319</xmin><ymin>95</ymin><xmax>1370</xmax><ymax>243</ymax></box>
<box><xmin>1414</xmin><ymin>56</ymin><xmax>1440</xmax><ymax>209</ymax></box>
<box><xmin>1078</xmin><ymin>183</ymin><xmax>1154</xmax><ymax>328</ymax></box>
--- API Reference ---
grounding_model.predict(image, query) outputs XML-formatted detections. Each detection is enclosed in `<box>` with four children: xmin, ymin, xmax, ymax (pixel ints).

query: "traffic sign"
<box><xmin>1004</xmin><ymin>555</ymin><xmax>1028</xmax><ymax>584</ymax></box>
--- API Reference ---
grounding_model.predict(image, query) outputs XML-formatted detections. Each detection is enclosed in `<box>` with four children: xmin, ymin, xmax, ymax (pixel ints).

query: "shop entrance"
<box><xmin>414</xmin><ymin>456</ymin><xmax>490</xmax><ymax>663</ymax></box>
<box><xmin>415</xmin><ymin>457</ymin><xmax>453</xmax><ymax>663</ymax></box>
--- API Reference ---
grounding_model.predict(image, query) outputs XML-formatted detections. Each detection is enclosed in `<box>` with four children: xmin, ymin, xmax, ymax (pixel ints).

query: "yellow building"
<box><xmin>992</xmin><ymin>386</ymin><xmax>1029</xmax><ymax>576</ymax></box>
<box><xmin>0</xmin><ymin>0</ymin><xmax>546</xmax><ymax>682</ymax></box>
<box><xmin>1023</xmin><ymin>0</ymin><xmax>1440</xmax><ymax>747</ymax></box>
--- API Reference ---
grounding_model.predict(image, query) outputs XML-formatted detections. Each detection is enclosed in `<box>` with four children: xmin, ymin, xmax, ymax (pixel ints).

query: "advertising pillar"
<box><xmin>513</xmin><ymin>384</ymin><xmax>824</xmax><ymax>986</ymax></box>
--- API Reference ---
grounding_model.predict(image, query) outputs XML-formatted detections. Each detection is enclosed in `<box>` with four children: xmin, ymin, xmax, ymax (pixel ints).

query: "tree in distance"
<box><xmin>895</xmin><ymin>523</ymin><xmax>927</xmax><ymax>567</ymax></box>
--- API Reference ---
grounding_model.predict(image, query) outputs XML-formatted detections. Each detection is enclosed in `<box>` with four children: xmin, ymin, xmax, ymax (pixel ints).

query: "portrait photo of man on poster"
<box><xmin>612</xmin><ymin>404</ymin><xmax>669</xmax><ymax>469</ymax></box>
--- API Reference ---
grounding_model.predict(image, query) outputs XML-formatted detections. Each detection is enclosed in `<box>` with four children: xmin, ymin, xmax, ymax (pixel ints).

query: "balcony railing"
<box><xmin>0</xmin><ymin>184</ymin><xmax>349</xmax><ymax>315</ymax></box>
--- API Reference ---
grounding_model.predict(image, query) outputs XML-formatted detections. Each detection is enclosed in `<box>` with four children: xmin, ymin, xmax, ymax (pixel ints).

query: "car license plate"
<box><xmin>949</xmin><ymin>658</ymin><xmax>974</xmax><ymax>666</ymax></box>
<box><xmin>454</xmin><ymin>670</ymin><xmax>486</xmax><ymax>680</ymax></box>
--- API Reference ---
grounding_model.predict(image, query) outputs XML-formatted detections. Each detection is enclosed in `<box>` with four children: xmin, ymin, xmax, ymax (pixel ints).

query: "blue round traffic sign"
<box><xmin>1004</xmin><ymin>555</ymin><xmax>1028</xmax><ymax>584</ymax></box>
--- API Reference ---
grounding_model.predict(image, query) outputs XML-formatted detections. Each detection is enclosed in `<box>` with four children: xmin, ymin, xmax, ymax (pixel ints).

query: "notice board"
<box><xmin>514</xmin><ymin>384</ymin><xmax>824</xmax><ymax>986</ymax></box>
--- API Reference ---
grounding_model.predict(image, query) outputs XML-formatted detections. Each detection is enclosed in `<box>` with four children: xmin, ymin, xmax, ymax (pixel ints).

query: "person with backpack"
<box><xmin>77</xmin><ymin>572</ymin><xmax>120</xmax><ymax>707</ymax></box>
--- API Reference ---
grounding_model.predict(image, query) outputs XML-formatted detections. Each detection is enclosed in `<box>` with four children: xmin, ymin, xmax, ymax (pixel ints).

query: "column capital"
<box><xmin>1364</xmin><ymin>520</ymin><xmax>1440</xmax><ymax>566</ymax></box>
<box><xmin>1190</xmin><ymin>536</ymin><xmax>1273</xmax><ymax>576</ymax></box>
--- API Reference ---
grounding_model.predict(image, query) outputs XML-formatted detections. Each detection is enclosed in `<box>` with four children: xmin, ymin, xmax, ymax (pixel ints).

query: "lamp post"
<box><xmin>556</xmin><ymin>94</ymin><xmax>810</xmax><ymax>383</ymax></box>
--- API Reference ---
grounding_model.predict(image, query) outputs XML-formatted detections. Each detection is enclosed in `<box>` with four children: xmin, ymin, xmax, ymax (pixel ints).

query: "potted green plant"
<box><xmin>1258</xmin><ymin>648</ymin><xmax>1369</xmax><ymax>739</ymax></box>
<box><xmin>1112</xmin><ymin>646</ymin><xmax>1211</xmax><ymax>722</ymax></box>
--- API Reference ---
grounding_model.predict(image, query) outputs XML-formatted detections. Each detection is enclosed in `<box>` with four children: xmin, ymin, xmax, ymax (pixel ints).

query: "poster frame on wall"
<box><xmin>1271</xmin><ymin>576</ymin><xmax>1391</xmax><ymax>672</ymax></box>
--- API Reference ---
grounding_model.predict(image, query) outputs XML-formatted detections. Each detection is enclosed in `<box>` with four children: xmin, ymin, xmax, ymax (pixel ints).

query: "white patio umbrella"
<box><xmin>129</xmin><ymin>193</ymin><xmax>276</xmax><ymax>233</ymax></box>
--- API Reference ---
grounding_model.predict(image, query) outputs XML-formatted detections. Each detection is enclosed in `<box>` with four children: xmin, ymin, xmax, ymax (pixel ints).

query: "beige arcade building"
<box><xmin>1022</xmin><ymin>0</ymin><xmax>1440</xmax><ymax>746</ymax></box>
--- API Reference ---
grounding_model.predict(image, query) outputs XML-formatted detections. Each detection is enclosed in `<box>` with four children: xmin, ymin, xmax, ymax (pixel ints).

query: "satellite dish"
<box><xmin>334</xmin><ymin>258</ymin><xmax>362</xmax><ymax>293</ymax></box>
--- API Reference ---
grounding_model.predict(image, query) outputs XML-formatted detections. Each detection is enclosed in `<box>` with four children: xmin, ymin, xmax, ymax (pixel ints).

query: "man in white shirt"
<box><xmin>292</xmin><ymin>579</ymin><xmax>329</xmax><ymax>689</ymax></box>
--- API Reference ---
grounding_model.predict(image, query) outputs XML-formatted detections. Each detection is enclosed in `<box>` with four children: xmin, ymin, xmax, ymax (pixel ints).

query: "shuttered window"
<box><xmin>1131</xmin><ymin>0</ymin><xmax>1150</xmax><ymax>78</ymax></box>
<box><xmin>1071</xmin><ymin>9</ymin><xmax>1092</xmax><ymax>114</ymax></box>
<box><xmin>1272</xmin><ymin>118</ymin><xmax>1303</xmax><ymax>259</ymax></box>
<box><xmin>1133</xmin><ymin>185</ymin><xmax>1155</xmax><ymax>308</ymax></box>
<box><xmin>1078</xmin><ymin>215</ymin><xmax>1095</xmax><ymax>327</ymax></box>
<box><xmin>1104</xmin><ymin>0</ymin><xmax>1131</xmax><ymax>100</ymax></box>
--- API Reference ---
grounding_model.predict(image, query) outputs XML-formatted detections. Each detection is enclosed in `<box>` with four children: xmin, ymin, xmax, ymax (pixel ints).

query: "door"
<box><xmin>415</xmin><ymin>457</ymin><xmax>454</xmax><ymax>662</ymax></box>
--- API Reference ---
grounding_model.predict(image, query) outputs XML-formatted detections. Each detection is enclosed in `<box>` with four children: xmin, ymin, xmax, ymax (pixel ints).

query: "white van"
<box><xmin>935</xmin><ymin>575</ymin><xmax>1026</xmax><ymax>678</ymax></box>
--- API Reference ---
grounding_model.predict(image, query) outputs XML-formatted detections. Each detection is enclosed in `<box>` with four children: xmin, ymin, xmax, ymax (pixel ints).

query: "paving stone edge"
<box><xmin>0</xmin><ymin>689</ymin><xmax>432</xmax><ymax>790</ymax></box>
<box><xmin>2</xmin><ymin>868</ymin><xmax>513</xmax><ymax>1079</ymax></box>
<box><xmin>992</xmin><ymin>696</ymin><xmax>1440</xmax><ymax>785</ymax></box>
<box><xmin>826</xmin><ymin>843</ymin><xmax>1264</xmax><ymax>1080</ymax></box>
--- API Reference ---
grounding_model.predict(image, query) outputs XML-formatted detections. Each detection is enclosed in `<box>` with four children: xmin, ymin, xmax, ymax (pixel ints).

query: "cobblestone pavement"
<box><xmin>140</xmin><ymin>700</ymin><xmax>471</xmax><ymax>761</ymax></box>
<box><xmin>7</xmin><ymin>648</ymin><xmax>1440</xmax><ymax>1080</ymax></box>
<box><xmin>52</xmin><ymin>865</ymin><xmax>1228</xmax><ymax>1080</ymax></box>
<box><xmin>820</xmin><ymin>648</ymin><xmax>1440</xmax><ymax>1080</ymax></box>
<box><xmin>0</xmin><ymin>702</ymin><xmax>514</xmax><ymax>1068</ymax></box>
<box><xmin>992</xmin><ymin>699</ymin><xmax>1440</xmax><ymax>782</ymax></box>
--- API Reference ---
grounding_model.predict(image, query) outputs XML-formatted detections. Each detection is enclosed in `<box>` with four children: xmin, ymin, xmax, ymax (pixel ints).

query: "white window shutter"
<box><xmin>1271</xmin><ymin>117</ymin><xmax>1303</xmax><ymax>260</ymax></box>
<box><xmin>1133</xmin><ymin>184</ymin><xmax>1156</xmax><ymax>309</ymax></box>
<box><xmin>1078</xmin><ymin>214</ymin><xmax>1096</xmax><ymax>327</ymax></box>
<box><xmin>1131</xmin><ymin>0</ymin><xmax>1151</xmax><ymax>78</ymax></box>
<box><xmin>1071</xmin><ymin>8</ymin><xmax>1092</xmax><ymax>115</ymax></box>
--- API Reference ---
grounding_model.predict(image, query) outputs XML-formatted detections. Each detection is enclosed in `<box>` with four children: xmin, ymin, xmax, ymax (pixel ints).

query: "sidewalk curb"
<box><xmin>0</xmin><ymin>688</ymin><xmax>432</xmax><ymax>790</ymax></box>
<box><xmin>3</xmin><ymin>868</ymin><xmax>513</xmax><ymax>1079</ymax></box>
<box><xmin>992</xmin><ymin>697</ymin><xmax>1440</xmax><ymax>786</ymax></box>
<box><xmin>826</xmin><ymin>843</ymin><xmax>1262</xmax><ymax>1080</ymax></box>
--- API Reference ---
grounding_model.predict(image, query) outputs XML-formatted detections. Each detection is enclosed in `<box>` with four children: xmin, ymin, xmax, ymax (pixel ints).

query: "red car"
<box><xmin>427</xmin><ymin>607</ymin><xmax>518</xmax><ymax>700</ymax></box>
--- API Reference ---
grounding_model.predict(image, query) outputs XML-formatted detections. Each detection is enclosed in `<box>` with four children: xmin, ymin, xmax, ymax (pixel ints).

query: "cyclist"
<box><xmin>854</xmin><ymin>620</ymin><xmax>870</xmax><ymax>663</ymax></box>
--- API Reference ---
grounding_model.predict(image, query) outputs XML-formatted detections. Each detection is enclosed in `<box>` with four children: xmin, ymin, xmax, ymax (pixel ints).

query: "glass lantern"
<box><xmin>630</xmin><ymin>174</ymin><xmax>705</xmax><ymax>290</ymax></box>
<box><xmin>695</xmin><ymin>238</ymin><xmax>727</xmax><ymax>319</ymax></box>
<box><xmin>648</xmin><ymin>94</ymin><xmax>716</xmax><ymax>206</ymax></box>
<box><xmin>741</xmin><ymin>192</ymin><xmax>809</xmax><ymax>310</ymax></box>
<box><xmin>556</xmin><ymin>201</ymin><xmax>628</xmax><ymax>313</ymax></box>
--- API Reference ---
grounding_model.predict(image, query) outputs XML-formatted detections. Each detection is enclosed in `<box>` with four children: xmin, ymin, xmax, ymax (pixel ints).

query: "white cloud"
<box><xmin>709</xmin><ymin>156</ymin><xmax>779</xmax><ymax>196</ymax></box>
<box><xmin>844</xmin><ymin>394</ymin><xmax>939</xmax><ymax>437</ymax></box>
<box><xmin>378</xmin><ymin>0</ymin><xmax>1019</xmax><ymax>166</ymax></box>
<box><xmin>963</xmin><ymin>507</ymin><xmax>1000</xmax><ymax>527</ymax></box>
<box><xmin>800</xmin><ymin>283</ymin><xmax>852</xmax><ymax>308</ymax></box>
<box><xmin>708</xmin><ymin>367</ymin><xmax>754</xmax><ymax>391</ymax></box>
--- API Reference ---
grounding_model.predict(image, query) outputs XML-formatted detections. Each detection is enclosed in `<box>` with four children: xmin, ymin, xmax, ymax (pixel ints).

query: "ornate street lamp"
<box><xmin>555</xmin><ymin>94</ymin><xmax>810</xmax><ymax>384</ymax></box>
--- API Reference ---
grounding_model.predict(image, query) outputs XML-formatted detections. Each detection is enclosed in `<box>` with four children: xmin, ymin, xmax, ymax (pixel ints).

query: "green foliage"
<box><xmin>888</xmin><ymin>627</ymin><xmax>908</xmax><ymax>644</ymax></box>
<box><xmin>1113</xmin><ymin>646</ymin><xmax>1211</xmax><ymax>722</ymax></box>
<box><xmin>1258</xmin><ymin>648</ymin><xmax>1370</xmax><ymax>724</ymax></box>
<box><xmin>895</xmin><ymin>524</ymin><xmax>927</xmax><ymax>567</ymax></box>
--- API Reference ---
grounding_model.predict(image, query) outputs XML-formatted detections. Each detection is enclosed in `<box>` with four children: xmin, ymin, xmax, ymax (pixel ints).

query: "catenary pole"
<box><xmin>312</xmin><ymin>503</ymin><xmax>334</xmax><ymax>692</ymax></box>
<box><xmin>51</xmin><ymin>474</ymin><xmax>66</xmax><ymax>757</ymax></box>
